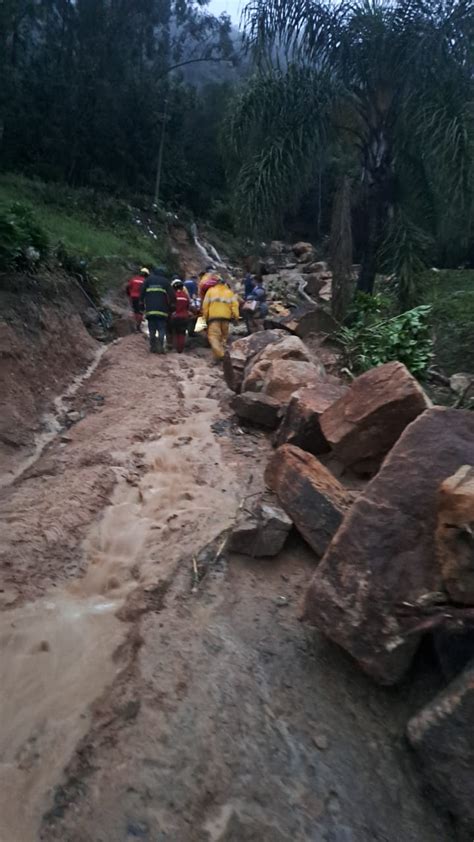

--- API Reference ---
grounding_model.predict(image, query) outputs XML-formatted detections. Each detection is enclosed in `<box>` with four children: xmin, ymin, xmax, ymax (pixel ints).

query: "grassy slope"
<box><xmin>0</xmin><ymin>174</ymin><xmax>169</xmax><ymax>290</ymax></box>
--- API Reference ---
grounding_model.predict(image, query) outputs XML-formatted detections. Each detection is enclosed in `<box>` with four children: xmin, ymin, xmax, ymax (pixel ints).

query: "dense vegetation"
<box><xmin>228</xmin><ymin>0</ymin><xmax>474</xmax><ymax>308</ymax></box>
<box><xmin>0</xmin><ymin>0</ymin><xmax>237</xmax><ymax>212</ymax></box>
<box><xmin>1</xmin><ymin>0</ymin><xmax>474</xmax><ymax>372</ymax></box>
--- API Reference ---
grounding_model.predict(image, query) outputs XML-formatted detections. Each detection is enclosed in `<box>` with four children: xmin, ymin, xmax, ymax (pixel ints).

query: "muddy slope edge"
<box><xmin>0</xmin><ymin>270</ymin><xmax>100</xmax><ymax>480</ymax></box>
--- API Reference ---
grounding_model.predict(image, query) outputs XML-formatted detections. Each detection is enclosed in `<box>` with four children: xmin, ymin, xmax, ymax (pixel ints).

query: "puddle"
<box><xmin>0</xmin><ymin>345</ymin><xmax>108</xmax><ymax>490</ymax></box>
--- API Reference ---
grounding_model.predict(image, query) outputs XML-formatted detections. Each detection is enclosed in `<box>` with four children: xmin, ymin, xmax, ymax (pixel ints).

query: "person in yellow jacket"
<box><xmin>202</xmin><ymin>277</ymin><xmax>239</xmax><ymax>360</ymax></box>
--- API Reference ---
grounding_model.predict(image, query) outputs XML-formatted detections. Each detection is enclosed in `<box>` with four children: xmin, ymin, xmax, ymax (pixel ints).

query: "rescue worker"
<box><xmin>242</xmin><ymin>278</ymin><xmax>268</xmax><ymax>334</ymax></box>
<box><xmin>202</xmin><ymin>276</ymin><xmax>239</xmax><ymax>361</ymax></box>
<box><xmin>126</xmin><ymin>267</ymin><xmax>149</xmax><ymax>330</ymax></box>
<box><xmin>184</xmin><ymin>275</ymin><xmax>198</xmax><ymax>298</ymax></box>
<box><xmin>198</xmin><ymin>267</ymin><xmax>216</xmax><ymax>299</ymax></box>
<box><xmin>243</xmin><ymin>273</ymin><xmax>255</xmax><ymax>299</ymax></box>
<box><xmin>169</xmin><ymin>279</ymin><xmax>190</xmax><ymax>353</ymax></box>
<box><xmin>140</xmin><ymin>267</ymin><xmax>173</xmax><ymax>354</ymax></box>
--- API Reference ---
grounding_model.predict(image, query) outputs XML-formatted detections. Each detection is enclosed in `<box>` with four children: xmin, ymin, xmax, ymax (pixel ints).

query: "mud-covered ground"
<box><xmin>0</xmin><ymin>332</ymin><xmax>454</xmax><ymax>841</ymax></box>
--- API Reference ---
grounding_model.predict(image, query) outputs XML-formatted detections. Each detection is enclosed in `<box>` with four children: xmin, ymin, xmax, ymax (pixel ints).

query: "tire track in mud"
<box><xmin>0</xmin><ymin>339</ymin><xmax>244</xmax><ymax>842</ymax></box>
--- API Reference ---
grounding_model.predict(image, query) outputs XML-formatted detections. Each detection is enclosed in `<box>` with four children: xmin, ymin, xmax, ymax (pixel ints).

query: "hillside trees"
<box><xmin>228</xmin><ymin>0</ymin><xmax>474</xmax><ymax>307</ymax></box>
<box><xmin>0</xmin><ymin>0</ymin><xmax>237</xmax><ymax>209</ymax></box>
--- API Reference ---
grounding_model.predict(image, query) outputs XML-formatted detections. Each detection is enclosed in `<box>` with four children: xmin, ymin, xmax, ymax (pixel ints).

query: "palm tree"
<box><xmin>228</xmin><ymin>0</ymin><xmax>474</xmax><ymax>310</ymax></box>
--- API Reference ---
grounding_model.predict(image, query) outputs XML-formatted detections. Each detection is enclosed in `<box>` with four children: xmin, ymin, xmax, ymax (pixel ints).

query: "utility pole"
<box><xmin>153</xmin><ymin>96</ymin><xmax>169</xmax><ymax>209</ymax></box>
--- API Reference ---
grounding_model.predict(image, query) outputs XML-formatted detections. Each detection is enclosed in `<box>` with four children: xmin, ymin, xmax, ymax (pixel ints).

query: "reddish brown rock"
<box><xmin>251</xmin><ymin>334</ymin><xmax>312</xmax><ymax>366</ymax></box>
<box><xmin>230</xmin><ymin>392</ymin><xmax>282</xmax><ymax>429</ymax></box>
<box><xmin>275</xmin><ymin>383</ymin><xmax>348</xmax><ymax>455</ymax></box>
<box><xmin>436</xmin><ymin>466</ymin><xmax>474</xmax><ymax>605</ymax></box>
<box><xmin>248</xmin><ymin>360</ymin><xmax>324</xmax><ymax>404</ymax></box>
<box><xmin>304</xmin><ymin>408</ymin><xmax>474</xmax><ymax>685</ymax></box>
<box><xmin>320</xmin><ymin>361</ymin><xmax>430</xmax><ymax>474</ymax></box>
<box><xmin>407</xmin><ymin>662</ymin><xmax>474</xmax><ymax>837</ymax></box>
<box><xmin>267</xmin><ymin>302</ymin><xmax>337</xmax><ymax>340</ymax></box>
<box><xmin>265</xmin><ymin>445</ymin><xmax>352</xmax><ymax>557</ymax></box>
<box><xmin>228</xmin><ymin>493</ymin><xmax>293</xmax><ymax>557</ymax></box>
<box><xmin>223</xmin><ymin>330</ymin><xmax>287</xmax><ymax>393</ymax></box>
<box><xmin>241</xmin><ymin>338</ymin><xmax>324</xmax><ymax>398</ymax></box>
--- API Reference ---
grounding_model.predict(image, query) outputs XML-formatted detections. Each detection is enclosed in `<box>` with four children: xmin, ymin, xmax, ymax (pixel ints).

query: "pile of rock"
<box><xmin>254</xmin><ymin>241</ymin><xmax>334</xmax><ymax>313</ymax></box>
<box><xmin>226</xmin><ymin>319</ymin><xmax>474</xmax><ymax>832</ymax></box>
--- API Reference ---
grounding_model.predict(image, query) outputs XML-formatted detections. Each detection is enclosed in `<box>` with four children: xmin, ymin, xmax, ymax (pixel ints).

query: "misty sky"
<box><xmin>208</xmin><ymin>0</ymin><xmax>243</xmax><ymax>24</ymax></box>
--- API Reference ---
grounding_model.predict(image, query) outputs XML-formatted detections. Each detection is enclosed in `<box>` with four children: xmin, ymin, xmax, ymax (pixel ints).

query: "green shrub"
<box><xmin>338</xmin><ymin>293</ymin><xmax>433</xmax><ymax>377</ymax></box>
<box><xmin>0</xmin><ymin>202</ymin><xmax>49</xmax><ymax>270</ymax></box>
<box><xmin>422</xmin><ymin>270</ymin><xmax>474</xmax><ymax>375</ymax></box>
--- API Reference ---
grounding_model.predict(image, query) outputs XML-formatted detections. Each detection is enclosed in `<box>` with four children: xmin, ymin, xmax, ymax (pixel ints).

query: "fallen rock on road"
<box><xmin>265</xmin><ymin>444</ymin><xmax>352</xmax><ymax>557</ymax></box>
<box><xmin>244</xmin><ymin>358</ymin><xmax>326</xmax><ymax>405</ymax></box>
<box><xmin>266</xmin><ymin>302</ymin><xmax>337</xmax><ymax>340</ymax></box>
<box><xmin>304</xmin><ymin>408</ymin><xmax>474</xmax><ymax>685</ymax></box>
<box><xmin>436</xmin><ymin>465</ymin><xmax>474</xmax><ymax>605</ymax></box>
<box><xmin>275</xmin><ymin>382</ymin><xmax>347</xmax><ymax>454</ymax></box>
<box><xmin>228</xmin><ymin>493</ymin><xmax>292</xmax><ymax>557</ymax></box>
<box><xmin>407</xmin><ymin>660</ymin><xmax>474</xmax><ymax>838</ymax></box>
<box><xmin>230</xmin><ymin>392</ymin><xmax>281</xmax><ymax>429</ymax></box>
<box><xmin>320</xmin><ymin>360</ymin><xmax>431</xmax><ymax>474</ymax></box>
<box><xmin>223</xmin><ymin>329</ymin><xmax>287</xmax><ymax>393</ymax></box>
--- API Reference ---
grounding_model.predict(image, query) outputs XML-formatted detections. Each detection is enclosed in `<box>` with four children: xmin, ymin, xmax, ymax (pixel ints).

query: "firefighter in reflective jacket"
<box><xmin>202</xmin><ymin>277</ymin><xmax>239</xmax><ymax>360</ymax></box>
<box><xmin>126</xmin><ymin>267</ymin><xmax>149</xmax><ymax>330</ymax></box>
<box><xmin>140</xmin><ymin>268</ymin><xmax>174</xmax><ymax>354</ymax></box>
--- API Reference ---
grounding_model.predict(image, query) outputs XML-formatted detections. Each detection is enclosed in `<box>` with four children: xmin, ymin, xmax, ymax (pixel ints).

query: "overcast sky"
<box><xmin>208</xmin><ymin>0</ymin><xmax>243</xmax><ymax>24</ymax></box>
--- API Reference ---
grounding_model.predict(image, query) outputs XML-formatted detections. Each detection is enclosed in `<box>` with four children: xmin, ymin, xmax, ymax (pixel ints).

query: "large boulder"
<box><xmin>407</xmin><ymin>662</ymin><xmax>474</xmax><ymax>837</ymax></box>
<box><xmin>436</xmin><ymin>465</ymin><xmax>474</xmax><ymax>605</ymax></box>
<box><xmin>265</xmin><ymin>445</ymin><xmax>352</xmax><ymax>557</ymax></box>
<box><xmin>244</xmin><ymin>359</ymin><xmax>326</xmax><ymax>405</ymax></box>
<box><xmin>275</xmin><ymin>382</ymin><xmax>348</xmax><ymax>454</ymax></box>
<box><xmin>304</xmin><ymin>274</ymin><xmax>328</xmax><ymax>298</ymax></box>
<box><xmin>228</xmin><ymin>493</ymin><xmax>292</xmax><ymax>557</ymax></box>
<box><xmin>320</xmin><ymin>361</ymin><xmax>431</xmax><ymax>474</ymax></box>
<box><xmin>293</xmin><ymin>241</ymin><xmax>314</xmax><ymax>258</ymax></box>
<box><xmin>266</xmin><ymin>302</ymin><xmax>338</xmax><ymax>340</ymax></box>
<box><xmin>230</xmin><ymin>392</ymin><xmax>281</xmax><ymax>429</ymax></box>
<box><xmin>241</xmin><ymin>336</ymin><xmax>317</xmax><ymax>396</ymax></box>
<box><xmin>223</xmin><ymin>330</ymin><xmax>287</xmax><ymax>393</ymax></box>
<box><xmin>304</xmin><ymin>408</ymin><xmax>474</xmax><ymax>685</ymax></box>
<box><xmin>252</xmin><ymin>334</ymin><xmax>312</xmax><ymax>366</ymax></box>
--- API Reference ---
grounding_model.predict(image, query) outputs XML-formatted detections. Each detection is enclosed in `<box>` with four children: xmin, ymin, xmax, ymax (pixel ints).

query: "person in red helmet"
<box><xmin>126</xmin><ymin>267</ymin><xmax>149</xmax><ymax>331</ymax></box>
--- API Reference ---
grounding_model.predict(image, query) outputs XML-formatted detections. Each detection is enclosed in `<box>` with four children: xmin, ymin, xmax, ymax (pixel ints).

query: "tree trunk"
<box><xmin>330</xmin><ymin>176</ymin><xmax>353</xmax><ymax>321</ymax></box>
<box><xmin>357</xmin><ymin>195</ymin><xmax>378</xmax><ymax>294</ymax></box>
<box><xmin>356</xmin><ymin>124</ymin><xmax>393</xmax><ymax>295</ymax></box>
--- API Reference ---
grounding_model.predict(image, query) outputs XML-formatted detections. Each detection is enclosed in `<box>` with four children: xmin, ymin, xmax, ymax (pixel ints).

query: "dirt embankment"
<box><xmin>0</xmin><ymin>271</ymin><xmax>100</xmax><ymax>480</ymax></box>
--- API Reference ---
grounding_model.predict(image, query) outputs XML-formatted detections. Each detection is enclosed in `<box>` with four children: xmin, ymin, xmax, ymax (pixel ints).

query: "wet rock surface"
<box><xmin>305</xmin><ymin>408</ymin><xmax>474</xmax><ymax>685</ymax></box>
<box><xmin>223</xmin><ymin>330</ymin><xmax>287</xmax><ymax>393</ymax></box>
<box><xmin>267</xmin><ymin>301</ymin><xmax>338</xmax><ymax>339</ymax></box>
<box><xmin>228</xmin><ymin>493</ymin><xmax>292</xmax><ymax>557</ymax></box>
<box><xmin>266</xmin><ymin>444</ymin><xmax>352</xmax><ymax>557</ymax></box>
<box><xmin>320</xmin><ymin>361</ymin><xmax>431</xmax><ymax>474</ymax></box>
<box><xmin>275</xmin><ymin>382</ymin><xmax>348</xmax><ymax>454</ymax></box>
<box><xmin>436</xmin><ymin>465</ymin><xmax>474</xmax><ymax>605</ymax></box>
<box><xmin>407</xmin><ymin>661</ymin><xmax>474</xmax><ymax>838</ymax></box>
<box><xmin>264</xmin><ymin>360</ymin><xmax>326</xmax><ymax>404</ymax></box>
<box><xmin>230</xmin><ymin>392</ymin><xmax>282</xmax><ymax>429</ymax></box>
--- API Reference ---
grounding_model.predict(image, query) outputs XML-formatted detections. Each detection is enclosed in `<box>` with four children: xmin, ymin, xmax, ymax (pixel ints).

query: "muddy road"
<box><xmin>0</xmin><ymin>333</ymin><xmax>453</xmax><ymax>841</ymax></box>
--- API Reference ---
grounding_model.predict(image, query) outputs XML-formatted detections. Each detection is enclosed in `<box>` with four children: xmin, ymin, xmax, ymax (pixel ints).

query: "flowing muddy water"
<box><xmin>0</xmin><ymin>356</ymin><xmax>240</xmax><ymax>842</ymax></box>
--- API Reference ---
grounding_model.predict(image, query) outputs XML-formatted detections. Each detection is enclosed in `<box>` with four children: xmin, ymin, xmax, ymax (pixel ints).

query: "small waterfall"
<box><xmin>190</xmin><ymin>222</ymin><xmax>224</xmax><ymax>267</ymax></box>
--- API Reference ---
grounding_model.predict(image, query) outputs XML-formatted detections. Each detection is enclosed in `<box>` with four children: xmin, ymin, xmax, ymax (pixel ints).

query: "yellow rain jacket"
<box><xmin>202</xmin><ymin>282</ymin><xmax>239</xmax><ymax>323</ymax></box>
